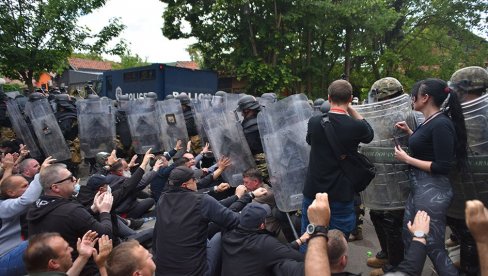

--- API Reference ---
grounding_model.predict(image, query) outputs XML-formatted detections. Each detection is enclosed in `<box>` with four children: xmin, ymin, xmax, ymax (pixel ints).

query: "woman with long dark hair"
<box><xmin>394</xmin><ymin>78</ymin><xmax>467</xmax><ymax>276</ymax></box>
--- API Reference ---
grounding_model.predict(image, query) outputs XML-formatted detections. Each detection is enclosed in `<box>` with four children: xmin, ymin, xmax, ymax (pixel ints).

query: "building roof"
<box><xmin>166</xmin><ymin>61</ymin><xmax>200</xmax><ymax>70</ymax></box>
<box><xmin>68</xmin><ymin>58</ymin><xmax>113</xmax><ymax>71</ymax></box>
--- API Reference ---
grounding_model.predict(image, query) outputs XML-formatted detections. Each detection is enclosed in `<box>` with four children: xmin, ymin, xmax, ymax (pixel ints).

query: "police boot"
<box><xmin>367</xmin><ymin>251</ymin><xmax>389</xmax><ymax>268</ymax></box>
<box><xmin>369</xmin><ymin>268</ymin><xmax>385</xmax><ymax>276</ymax></box>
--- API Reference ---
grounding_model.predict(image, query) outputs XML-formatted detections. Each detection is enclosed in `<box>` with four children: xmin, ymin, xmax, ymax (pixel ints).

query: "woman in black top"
<box><xmin>394</xmin><ymin>78</ymin><xmax>467</xmax><ymax>276</ymax></box>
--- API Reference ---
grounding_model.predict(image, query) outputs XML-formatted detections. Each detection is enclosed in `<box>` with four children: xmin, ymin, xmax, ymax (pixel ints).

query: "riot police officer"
<box><xmin>177</xmin><ymin>92</ymin><xmax>201</xmax><ymax>154</ymax></box>
<box><xmin>0</xmin><ymin>79</ymin><xmax>15</xmax><ymax>144</ymax></box>
<box><xmin>237</xmin><ymin>95</ymin><xmax>268</xmax><ymax>181</ymax></box>
<box><xmin>365</xmin><ymin>77</ymin><xmax>406</xmax><ymax>276</ymax></box>
<box><xmin>54</xmin><ymin>94</ymin><xmax>80</xmax><ymax>175</ymax></box>
<box><xmin>446</xmin><ymin>66</ymin><xmax>488</xmax><ymax>275</ymax></box>
<box><xmin>115</xmin><ymin>94</ymin><xmax>133</xmax><ymax>159</ymax></box>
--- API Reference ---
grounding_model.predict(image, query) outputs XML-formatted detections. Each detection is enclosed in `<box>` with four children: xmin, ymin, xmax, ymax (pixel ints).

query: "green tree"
<box><xmin>161</xmin><ymin>0</ymin><xmax>487</xmax><ymax>98</ymax></box>
<box><xmin>0</xmin><ymin>0</ymin><xmax>127</xmax><ymax>92</ymax></box>
<box><xmin>112</xmin><ymin>50</ymin><xmax>149</xmax><ymax>69</ymax></box>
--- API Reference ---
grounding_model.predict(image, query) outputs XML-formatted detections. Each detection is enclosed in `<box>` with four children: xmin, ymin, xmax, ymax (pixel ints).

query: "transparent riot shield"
<box><xmin>156</xmin><ymin>99</ymin><xmax>189</xmax><ymax>151</ymax></box>
<box><xmin>76</xmin><ymin>97</ymin><xmax>116</xmax><ymax>158</ymax></box>
<box><xmin>225</xmin><ymin>93</ymin><xmax>244</xmax><ymax>121</ymax></box>
<box><xmin>257</xmin><ymin>94</ymin><xmax>313</xmax><ymax>212</ymax></box>
<box><xmin>192</xmin><ymin>96</ymin><xmax>225</xmax><ymax>146</ymax></box>
<box><xmin>192</xmin><ymin>99</ymin><xmax>210</xmax><ymax>146</ymax></box>
<box><xmin>24</xmin><ymin>98</ymin><xmax>71</xmax><ymax>161</ymax></box>
<box><xmin>202</xmin><ymin>107</ymin><xmax>255</xmax><ymax>187</ymax></box>
<box><xmin>6</xmin><ymin>100</ymin><xmax>42</xmax><ymax>159</ymax></box>
<box><xmin>448</xmin><ymin>93</ymin><xmax>488</xmax><ymax>219</ymax></box>
<box><xmin>126</xmin><ymin>98</ymin><xmax>163</xmax><ymax>154</ymax></box>
<box><xmin>356</xmin><ymin>94</ymin><xmax>414</xmax><ymax>210</ymax></box>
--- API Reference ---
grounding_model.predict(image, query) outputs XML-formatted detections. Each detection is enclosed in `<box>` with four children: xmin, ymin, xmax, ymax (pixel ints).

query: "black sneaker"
<box><xmin>128</xmin><ymin>218</ymin><xmax>144</xmax><ymax>230</ymax></box>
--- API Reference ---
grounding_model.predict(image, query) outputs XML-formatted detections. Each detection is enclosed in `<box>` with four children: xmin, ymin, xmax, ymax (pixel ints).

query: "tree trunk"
<box><xmin>343</xmin><ymin>26</ymin><xmax>352</xmax><ymax>81</ymax></box>
<box><xmin>245</xmin><ymin>3</ymin><xmax>258</xmax><ymax>57</ymax></box>
<box><xmin>306</xmin><ymin>29</ymin><xmax>312</xmax><ymax>94</ymax></box>
<box><xmin>19</xmin><ymin>70</ymin><xmax>34</xmax><ymax>93</ymax></box>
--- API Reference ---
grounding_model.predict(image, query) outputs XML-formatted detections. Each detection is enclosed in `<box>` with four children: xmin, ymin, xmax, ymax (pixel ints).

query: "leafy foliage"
<box><xmin>0</xmin><ymin>0</ymin><xmax>126</xmax><ymax>91</ymax></box>
<box><xmin>162</xmin><ymin>0</ymin><xmax>487</xmax><ymax>98</ymax></box>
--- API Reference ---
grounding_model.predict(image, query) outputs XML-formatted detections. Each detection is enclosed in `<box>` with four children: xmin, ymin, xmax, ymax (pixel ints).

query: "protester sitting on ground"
<box><xmin>221</xmin><ymin>202</ymin><xmax>306</xmax><ymax>276</ymax></box>
<box><xmin>0</xmin><ymin>156</ymin><xmax>54</xmax><ymax>276</ymax></box>
<box><xmin>23</xmin><ymin>231</ymin><xmax>112</xmax><ymax>276</ymax></box>
<box><xmin>27</xmin><ymin>163</ymin><xmax>115</xmax><ymax>275</ymax></box>
<box><xmin>242</xmin><ymin>168</ymin><xmax>278</xmax><ymax>233</ymax></box>
<box><xmin>101</xmin><ymin>154</ymin><xmax>162</xmax><ymax>219</ymax></box>
<box><xmin>105</xmin><ymin>240</ymin><xmax>155</xmax><ymax>276</ymax></box>
<box><xmin>153</xmin><ymin>166</ymin><xmax>266</xmax><ymax>276</ymax></box>
<box><xmin>18</xmin><ymin>157</ymin><xmax>40</xmax><ymax>183</ymax></box>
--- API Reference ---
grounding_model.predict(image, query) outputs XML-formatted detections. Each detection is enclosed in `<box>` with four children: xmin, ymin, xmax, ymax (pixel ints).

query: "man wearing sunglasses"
<box><xmin>27</xmin><ymin>162</ymin><xmax>115</xmax><ymax>276</ymax></box>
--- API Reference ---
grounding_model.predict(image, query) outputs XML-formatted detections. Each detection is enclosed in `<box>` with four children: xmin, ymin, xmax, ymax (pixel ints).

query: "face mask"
<box><xmin>123</xmin><ymin>171</ymin><xmax>131</xmax><ymax>178</ymax></box>
<box><xmin>72</xmin><ymin>183</ymin><xmax>80</xmax><ymax>197</ymax></box>
<box><xmin>107</xmin><ymin>185</ymin><xmax>112</xmax><ymax>194</ymax></box>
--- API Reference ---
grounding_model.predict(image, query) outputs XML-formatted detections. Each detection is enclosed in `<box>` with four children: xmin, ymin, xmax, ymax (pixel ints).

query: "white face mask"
<box><xmin>123</xmin><ymin>171</ymin><xmax>131</xmax><ymax>178</ymax></box>
<box><xmin>72</xmin><ymin>183</ymin><xmax>80</xmax><ymax>197</ymax></box>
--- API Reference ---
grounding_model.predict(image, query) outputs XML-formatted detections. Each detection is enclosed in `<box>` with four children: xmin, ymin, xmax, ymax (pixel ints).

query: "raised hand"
<box><xmin>77</xmin><ymin>230</ymin><xmax>99</xmax><ymax>258</ymax></box>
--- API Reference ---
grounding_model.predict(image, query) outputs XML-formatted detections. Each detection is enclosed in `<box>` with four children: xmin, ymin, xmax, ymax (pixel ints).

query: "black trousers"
<box><xmin>370</xmin><ymin>209</ymin><xmax>405</xmax><ymax>266</ymax></box>
<box><xmin>447</xmin><ymin>216</ymin><xmax>479</xmax><ymax>275</ymax></box>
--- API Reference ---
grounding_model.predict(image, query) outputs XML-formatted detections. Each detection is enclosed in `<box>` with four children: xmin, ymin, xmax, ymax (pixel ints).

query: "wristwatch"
<box><xmin>413</xmin><ymin>230</ymin><xmax>427</xmax><ymax>239</ymax></box>
<box><xmin>306</xmin><ymin>224</ymin><xmax>328</xmax><ymax>236</ymax></box>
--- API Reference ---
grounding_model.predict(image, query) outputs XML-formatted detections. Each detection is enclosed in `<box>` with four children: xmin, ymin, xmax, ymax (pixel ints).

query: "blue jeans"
<box><xmin>0</xmin><ymin>240</ymin><xmax>28</xmax><ymax>276</ymax></box>
<box><xmin>301</xmin><ymin>195</ymin><xmax>355</xmax><ymax>237</ymax></box>
<box><xmin>205</xmin><ymin>232</ymin><xmax>222</xmax><ymax>276</ymax></box>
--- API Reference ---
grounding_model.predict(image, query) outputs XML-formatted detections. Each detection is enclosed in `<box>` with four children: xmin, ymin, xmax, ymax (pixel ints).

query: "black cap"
<box><xmin>168</xmin><ymin>166</ymin><xmax>197</xmax><ymax>186</ymax></box>
<box><xmin>86</xmin><ymin>174</ymin><xmax>108</xmax><ymax>190</ymax></box>
<box><xmin>239</xmin><ymin>202</ymin><xmax>271</xmax><ymax>230</ymax></box>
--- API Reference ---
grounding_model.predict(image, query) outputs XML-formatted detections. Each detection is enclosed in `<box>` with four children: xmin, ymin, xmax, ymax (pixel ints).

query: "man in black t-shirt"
<box><xmin>301</xmin><ymin>80</ymin><xmax>374</xmax><ymax>238</ymax></box>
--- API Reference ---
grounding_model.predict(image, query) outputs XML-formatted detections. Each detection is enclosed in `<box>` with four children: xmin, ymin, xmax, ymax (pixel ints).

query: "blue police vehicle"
<box><xmin>100</xmin><ymin>64</ymin><xmax>218</xmax><ymax>101</ymax></box>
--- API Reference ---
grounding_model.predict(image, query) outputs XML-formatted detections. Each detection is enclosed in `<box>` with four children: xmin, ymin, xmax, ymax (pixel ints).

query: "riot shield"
<box><xmin>257</xmin><ymin>94</ymin><xmax>313</xmax><ymax>212</ymax></box>
<box><xmin>192</xmin><ymin>96</ymin><xmax>225</xmax><ymax>146</ymax></box>
<box><xmin>6</xmin><ymin>100</ymin><xmax>42</xmax><ymax>159</ymax></box>
<box><xmin>156</xmin><ymin>99</ymin><xmax>189</xmax><ymax>151</ymax></box>
<box><xmin>225</xmin><ymin>93</ymin><xmax>244</xmax><ymax>121</ymax></box>
<box><xmin>202</xmin><ymin>107</ymin><xmax>255</xmax><ymax>187</ymax></box>
<box><xmin>24</xmin><ymin>98</ymin><xmax>71</xmax><ymax>161</ymax></box>
<box><xmin>126</xmin><ymin>98</ymin><xmax>163</xmax><ymax>154</ymax></box>
<box><xmin>448</xmin><ymin>93</ymin><xmax>488</xmax><ymax>219</ymax></box>
<box><xmin>356</xmin><ymin>94</ymin><xmax>414</xmax><ymax>210</ymax></box>
<box><xmin>76</xmin><ymin>97</ymin><xmax>116</xmax><ymax>158</ymax></box>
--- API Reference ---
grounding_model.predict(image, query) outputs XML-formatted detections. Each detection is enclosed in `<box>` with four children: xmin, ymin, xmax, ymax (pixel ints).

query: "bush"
<box><xmin>3</xmin><ymin>83</ymin><xmax>25</xmax><ymax>92</ymax></box>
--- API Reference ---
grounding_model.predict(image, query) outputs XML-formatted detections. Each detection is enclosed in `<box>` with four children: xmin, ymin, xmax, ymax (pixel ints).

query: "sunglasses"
<box><xmin>53</xmin><ymin>174</ymin><xmax>77</xmax><ymax>185</ymax></box>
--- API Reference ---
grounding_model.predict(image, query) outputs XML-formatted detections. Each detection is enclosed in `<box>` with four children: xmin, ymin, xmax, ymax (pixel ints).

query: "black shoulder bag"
<box><xmin>321</xmin><ymin>115</ymin><xmax>376</xmax><ymax>193</ymax></box>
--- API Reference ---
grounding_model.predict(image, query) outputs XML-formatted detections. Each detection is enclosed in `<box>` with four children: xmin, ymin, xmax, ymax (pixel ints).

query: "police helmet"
<box><xmin>28</xmin><ymin>92</ymin><xmax>45</xmax><ymax>101</ymax></box>
<box><xmin>320</xmin><ymin>100</ymin><xmax>331</xmax><ymax>113</ymax></box>
<box><xmin>236</xmin><ymin>95</ymin><xmax>261</xmax><ymax>111</ymax></box>
<box><xmin>261</xmin><ymin>93</ymin><xmax>277</xmax><ymax>102</ymax></box>
<box><xmin>165</xmin><ymin>94</ymin><xmax>175</xmax><ymax>100</ymax></box>
<box><xmin>369</xmin><ymin>77</ymin><xmax>403</xmax><ymax>102</ymax></box>
<box><xmin>55</xmin><ymin>94</ymin><xmax>71</xmax><ymax>102</ymax></box>
<box><xmin>449</xmin><ymin>66</ymin><xmax>488</xmax><ymax>93</ymax></box>
<box><xmin>146</xmin><ymin>92</ymin><xmax>158</xmax><ymax>99</ymax></box>
<box><xmin>313</xmin><ymin>98</ymin><xmax>325</xmax><ymax>109</ymax></box>
<box><xmin>118</xmin><ymin>94</ymin><xmax>130</xmax><ymax>101</ymax></box>
<box><xmin>87</xmin><ymin>94</ymin><xmax>100</xmax><ymax>100</ymax></box>
<box><xmin>177</xmin><ymin>93</ymin><xmax>191</xmax><ymax>105</ymax></box>
<box><xmin>95</xmin><ymin>152</ymin><xmax>110</xmax><ymax>166</ymax></box>
<box><xmin>215</xmin><ymin>91</ymin><xmax>227</xmax><ymax>97</ymax></box>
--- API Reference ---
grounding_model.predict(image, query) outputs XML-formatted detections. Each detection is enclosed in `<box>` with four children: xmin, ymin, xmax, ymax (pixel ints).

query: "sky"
<box><xmin>77</xmin><ymin>0</ymin><xmax>196</xmax><ymax>63</ymax></box>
